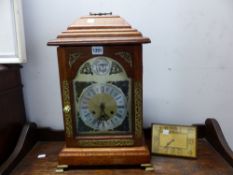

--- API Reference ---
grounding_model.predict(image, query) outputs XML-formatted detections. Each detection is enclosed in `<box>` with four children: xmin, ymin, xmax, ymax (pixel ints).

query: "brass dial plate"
<box><xmin>73</xmin><ymin>56</ymin><xmax>132</xmax><ymax>135</ymax></box>
<box><xmin>78</xmin><ymin>83</ymin><xmax>127</xmax><ymax>131</ymax></box>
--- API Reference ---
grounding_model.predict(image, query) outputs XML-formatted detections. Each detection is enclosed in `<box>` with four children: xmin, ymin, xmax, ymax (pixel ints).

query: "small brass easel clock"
<box><xmin>151</xmin><ymin>124</ymin><xmax>197</xmax><ymax>158</ymax></box>
<box><xmin>48</xmin><ymin>13</ymin><xmax>151</xmax><ymax>166</ymax></box>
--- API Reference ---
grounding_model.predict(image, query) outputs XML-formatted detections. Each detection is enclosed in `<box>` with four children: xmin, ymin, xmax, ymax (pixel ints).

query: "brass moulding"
<box><xmin>62</xmin><ymin>80</ymin><xmax>73</xmax><ymax>138</ymax></box>
<box><xmin>69</xmin><ymin>52</ymin><xmax>82</xmax><ymax>68</ymax></box>
<box><xmin>78</xmin><ymin>139</ymin><xmax>134</xmax><ymax>147</ymax></box>
<box><xmin>115</xmin><ymin>51</ymin><xmax>132</xmax><ymax>67</ymax></box>
<box><xmin>134</xmin><ymin>81</ymin><xmax>143</xmax><ymax>138</ymax></box>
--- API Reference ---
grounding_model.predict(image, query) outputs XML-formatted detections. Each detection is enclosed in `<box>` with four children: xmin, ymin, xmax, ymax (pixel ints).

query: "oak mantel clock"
<box><xmin>48</xmin><ymin>13</ymin><xmax>151</xmax><ymax>166</ymax></box>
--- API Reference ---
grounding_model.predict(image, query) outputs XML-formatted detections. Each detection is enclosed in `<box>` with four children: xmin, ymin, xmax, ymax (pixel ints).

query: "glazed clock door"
<box><xmin>58</xmin><ymin>45</ymin><xmax>144</xmax><ymax>148</ymax></box>
<box><xmin>73</xmin><ymin>56</ymin><xmax>132</xmax><ymax>136</ymax></box>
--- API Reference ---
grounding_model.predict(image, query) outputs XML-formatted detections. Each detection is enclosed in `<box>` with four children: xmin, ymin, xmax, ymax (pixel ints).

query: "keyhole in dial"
<box><xmin>92</xmin><ymin>111</ymin><xmax>96</xmax><ymax>115</ymax></box>
<box><xmin>110</xmin><ymin>111</ymin><xmax>114</xmax><ymax>115</ymax></box>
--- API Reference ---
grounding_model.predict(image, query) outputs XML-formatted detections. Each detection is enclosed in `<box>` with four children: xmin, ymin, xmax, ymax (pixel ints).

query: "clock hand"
<box><xmin>165</xmin><ymin>138</ymin><xmax>175</xmax><ymax>147</ymax></box>
<box><xmin>99</xmin><ymin>102</ymin><xmax>110</xmax><ymax>120</ymax></box>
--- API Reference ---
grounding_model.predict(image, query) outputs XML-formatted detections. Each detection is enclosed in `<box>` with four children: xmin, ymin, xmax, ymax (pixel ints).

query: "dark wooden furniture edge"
<box><xmin>0</xmin><ymin>123</ymin><xmax>37</xmax><ymax>175</ymax></box>
<box><xmin>36</xmin><ymin>127</ymin><xmax>64</xmax><ymax>141</ymax></box>
<box><xmin>205</xmin><ymin>118</ymin><xmax>233</xmax><ymax>167</ymax></box>
<box><xmin>144</xmin><ymin>118</ymin><xmax>233</xmax><ymax>168</ymax></box>
<box><xmin>0</xmin><ymin>64</ymin><xmax>26</xmax><ymax>165</ymax></box>
<box><xmin>37</xmin><ymin>118</ymin><xmax>233</xmax><ymax>167</ymax></box>
<box><xmin>1</xmin><ymin>118</ymin><xmax>233</xmax><ymax>174</ymax></box>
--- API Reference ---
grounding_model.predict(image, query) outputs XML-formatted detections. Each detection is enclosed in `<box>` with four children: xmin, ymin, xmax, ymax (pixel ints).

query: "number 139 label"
<box><xmin>92</xmin><ymin>46</ymin><xmax>104</xmax><ymax>55</ymax></box>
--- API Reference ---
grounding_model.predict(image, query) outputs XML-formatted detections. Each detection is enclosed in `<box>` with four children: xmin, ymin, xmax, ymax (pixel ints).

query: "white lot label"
<box><xmin>163</xmin><ymin>129</ymin><xmax>170</xmax><ymax>135</ymax></box>
<box><xmin>87</xmin><ymin>18</ymin><xmax>95</xmax><ymax>24</ymax></box>
<box><xmin>92</xmin><ymin>46</ymin><xmax>104</xmax><ymax>55</ymax></box>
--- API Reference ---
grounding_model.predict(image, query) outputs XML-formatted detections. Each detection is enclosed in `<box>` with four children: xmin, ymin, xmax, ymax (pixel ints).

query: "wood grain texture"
<box><xmin>0</xmin><ymin>123</ymin><xmax>37</xmax><ymax>175</ymax></box>
<box><xmin>11</xmin><ymin>139</ymin><xmax>233</xmax><ymax>175</ymax></box>
<box><xmin>58</xmin><ymin>143</ymin><xmax>150</xmax><ymax>166</ymax></box>
<box><xmin>55</xmin><ymin>43</ymin><xmax>150</xmax><ymax>164</ymax></box>
<box><xmin>48</xmin><ymin>15</ymin><xmax>149</xmax><ymax>155</ymax></box>
<box><xmin>0</xmin><ymin>65</ymin><xmax>26</xmax><ymax>165</ymax></box>
<box><xmin>56</xmin><ymin>45</ymin><xmax>145</xmax><ymax>147</ymax></box>
<box><xmin>5</xmin><ymin>119</ymin><xmax>233</xmax><ymax>175</ymax></box>
<box><xmin>152</xmin><ymin>139</ymin><xmax>233</xmax><ymax>175</ymax></box>
<box><xmin>205</xmin><ymin>118</ymin><xmax>233</xmax><ymax>167</ymax></box>
<box><xmin>68</xmin><ymin>15</ymin><xmax>131</xmax><ymax>29</ymax></box>
<box><xmin>47</xmin><ymin>15</ymin><xmax>150</xmax><ymax>46</ymax></box>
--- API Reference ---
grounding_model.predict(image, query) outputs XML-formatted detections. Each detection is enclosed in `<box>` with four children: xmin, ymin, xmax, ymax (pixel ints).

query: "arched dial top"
<box><xmin>73</xmin><ymin>56</ymin><xmax>131</xmax><ymax>134</ymax></box>
<box><xmin>75</xmin><ymin>56</ymin><xmax>128</xmax><ymax>83</ymax></box>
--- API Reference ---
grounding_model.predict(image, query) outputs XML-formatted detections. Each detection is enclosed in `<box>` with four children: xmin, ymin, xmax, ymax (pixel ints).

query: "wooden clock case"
<box><xmin>48</xmin><ymin>14</ymin><xmax>151</xmax><ymax>166</ymax></box>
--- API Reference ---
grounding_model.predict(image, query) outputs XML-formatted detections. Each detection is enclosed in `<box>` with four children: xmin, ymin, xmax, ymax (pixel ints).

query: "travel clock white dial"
<box><xmin>78</xmin><ymin>83</ymin><xmax>127</xmax><ymax>131</ymax></box>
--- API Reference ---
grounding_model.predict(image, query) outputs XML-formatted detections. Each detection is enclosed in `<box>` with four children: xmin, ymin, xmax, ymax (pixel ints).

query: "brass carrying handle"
<box><xmin>63</xmin><ymin>105</ymin><xmax>71</xmax><ymax>114</ymax></box>
<box><xmin>89</xmin><ymin>12</ymin><xmax>112</xmax><ymax>16</ymax></box>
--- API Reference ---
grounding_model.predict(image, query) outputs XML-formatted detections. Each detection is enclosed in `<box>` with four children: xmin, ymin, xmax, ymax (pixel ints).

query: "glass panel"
<box><xmin>73</xmin><ymin>56</ymin><xmax>132</xmax><ymax>136</ymax></box>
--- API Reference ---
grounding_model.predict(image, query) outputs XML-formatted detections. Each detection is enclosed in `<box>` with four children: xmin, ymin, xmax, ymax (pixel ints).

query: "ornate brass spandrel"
<box><xmin>78</xmin><ymin>139</ymin><xmax>134</xmax><ymax>147</ymax></box>
<box><xmin>62</xmin><ymin>80</ymin><xmax>73</xmax><ymax>138</ymax></box>
<box><xmin>134</xmin><ymin>81</ymin><xmax>143</xmax><ymax>138</ymax></box>
<box><xmin>69</xmin><ymin>52</ymin><xmax>82</xmax><ymax>68</ymax></box>
<box><xmin>115</xmin><ymin>52</ymin><xmax>132</xmax><ymax>67</ymax></box>
<box><xmin>110</xmin><ymin>61</ymin><xmax>123</xmax><ymax>75</ymax></box>
<box><xmin>80</xmin><ymin>62</ymin><xmax>93</xmax><ymax>75</ymax></box>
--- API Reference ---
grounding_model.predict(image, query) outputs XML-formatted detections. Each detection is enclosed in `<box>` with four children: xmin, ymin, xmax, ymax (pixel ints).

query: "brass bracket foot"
<box><xmin>141</xmin><ymin>163</ymin><xmax>154</xmax><ymax>171</ymax></box>
<box><xmin>55</xmin><ymin>164</ymin><xmax>68</xmax><ymax>173</ymax></box>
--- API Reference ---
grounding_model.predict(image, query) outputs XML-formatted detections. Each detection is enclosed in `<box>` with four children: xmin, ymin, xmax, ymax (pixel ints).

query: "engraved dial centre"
<box><xmin>88</xmin><ymin>93</ymin><xmax>117</xmax><ymax>121</ymax></box>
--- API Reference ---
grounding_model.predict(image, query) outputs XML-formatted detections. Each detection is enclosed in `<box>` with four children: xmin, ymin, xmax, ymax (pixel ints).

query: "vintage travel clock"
<box><xmin>48</xmin><ymin>13</ymin><xmax>151</xmax><ymax>166</ymax></box>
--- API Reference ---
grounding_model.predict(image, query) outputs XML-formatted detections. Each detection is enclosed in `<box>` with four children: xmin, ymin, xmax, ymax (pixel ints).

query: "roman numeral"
<box><xmin>116</xmin><ymin>113</ymin><xmax>122</xmax><ymax>118</ymax></box>
<box><xmin>117</xmin><ymin>105</ymin><xmax>125</xmax><ymax>109</ymax></box>
<box><xmin>114</xmin><ymin>95</ymin><xmax>121</xmax><ymax>101</ymax></box>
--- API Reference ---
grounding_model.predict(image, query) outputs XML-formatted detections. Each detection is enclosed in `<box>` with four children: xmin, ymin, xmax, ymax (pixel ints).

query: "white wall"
<box><xmin>0</xmin><ymin>0</ymin><xmax>15</xmax><ymax>56</ymax></box>
<box><xmin>21</xmin><ymin>0</ymin><xmax>233</xmax><ymax>148</ymax></box>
